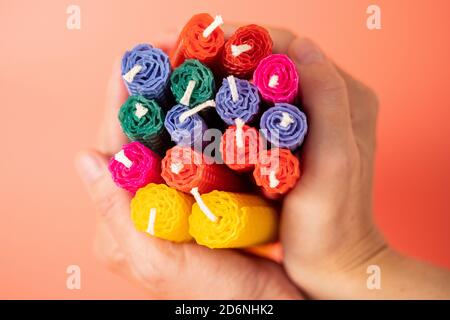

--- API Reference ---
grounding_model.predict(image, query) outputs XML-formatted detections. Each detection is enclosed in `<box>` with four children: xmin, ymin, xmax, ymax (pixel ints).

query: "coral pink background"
<box><xmin>1</xmin><ymin>0</ymin><xmax>449</xmax><ymax>299</ymax></box>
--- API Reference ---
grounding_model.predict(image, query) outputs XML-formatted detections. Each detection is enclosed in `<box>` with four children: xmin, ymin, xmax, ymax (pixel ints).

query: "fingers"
<box><xmin>97</xmin><ymin>58</ymin><xmax>129</xmax><ymax>155</ymax></box>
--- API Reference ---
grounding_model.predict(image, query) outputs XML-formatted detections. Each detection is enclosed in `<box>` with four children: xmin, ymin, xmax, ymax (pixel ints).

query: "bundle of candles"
<box><xmin>109</xmin><ymin>13</ymin><xmax>308</xmax><ymax>249</ymax></box>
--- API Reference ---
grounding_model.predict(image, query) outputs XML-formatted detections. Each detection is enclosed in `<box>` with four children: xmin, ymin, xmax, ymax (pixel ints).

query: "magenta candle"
<box><xmin>108</xmin><ymin>141</ymin><xmax>164</xmax><ymax>194</ymax></box>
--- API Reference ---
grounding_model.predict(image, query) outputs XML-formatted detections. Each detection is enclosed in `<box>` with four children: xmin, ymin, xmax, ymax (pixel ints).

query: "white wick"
<box><xmin>269</xmin><ymin>171</ymin><xmax>280</xmax><ymax>188</ymax></box>
<box><xmin>123</xmin><ymin>64</ymin><xmax>143</xmax><ymax>83</ymax></box>
<box><xmin>268</xmin><ymin>75</ymin><xmax>279</xmax><ymax>88</ymax></box>
<box><xmin>146</xmin><ymin>208</ymin><xmax>156</xmax><ymax>236</ymax></box>
<box><xmin>235</xmin><ymin>118</ymin><xmax>245</xmax><ymax>149</ymax></box>
<box><xmin>280</xmin><ymin>112</ymin><xmax>294</xmax><ymax>128</ymax></box>
<box><xmin>190</xmin><ymin>187</ymin><xmax>218</xmax><ymax>223</ymax></box>
<box><xmin>179</xmin><ymin>100</ymin><xmax>216</xmax><ymax>123</ymax></box>
<box><xmin>134</xmin><ymin>102</ymin><xmax>148</xmax><ymax>119</ymax></box>
<box><xmin>227</xmin><ymin>75</ymin><xmax>239</xmax><ymax>102</ymax></box>
<box><xmin>114</xmin><ymin>150</ymin><xmax>132</xmax><ymax>168</ymax></box>
<box><xmin>170</xmin><ymin>162</ymin><xmax>184</xmax><ymax>174</ymax></box>
<box><xmin>202</xmin><ymin>15</ymin><xmax>224</xmax><ymax>38</ymax></box>
<box><xmin>231</xmin><ymin>44</ymin><xmax>252</xmax><ymax>57</ymax></box>
<box><xmin>180</xmin><ymin>80</ymin><xmax>196</xmax><ymax>106</ymax></box>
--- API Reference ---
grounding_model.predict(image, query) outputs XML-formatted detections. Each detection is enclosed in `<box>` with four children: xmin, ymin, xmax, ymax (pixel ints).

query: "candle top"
<box><xmin>253</xmin><ymin>54</ymin><xmax>299</xmax><ymax>104</ymax></box>
<box><xmin>222</xmin><ymin>24</ymin><xmax>273</xmax><ymax>79</ymax></box>
<box><xmin>170</xmin><ymin>13</ymin><xmax>225</xmax><ymax>68</ymax></box>
<box><xmin>215</xmin><ymin>77</ymin><xmax>260</xmax><ymax>125</ymax></box>
<box><xmin>108</xmin><ymin>141</ymin><xmax>163</xmax><ymax>194</ymax></box>
<box><xmin>121</xmin><ymin>44</ymin><xmax>171</xmax><ymax>101</ymax></box>
<box><xmin>164</xmin><ymin>104</ymin><xmax>206</xmax><ymax>147</ymax></box>
<box><xmin>170</xmin><ymin>59</ymin><xmax>215</xmax><ymax>107</ymax></box>
<box><xmin>260</xmin><ymin>103</ymin><xmax>308</xmax><ymax>150</ymax></box>
<box><xmin>253</xmin><ymin>148</ymin><xmax>300</xmax><ymax>195</ymax></box>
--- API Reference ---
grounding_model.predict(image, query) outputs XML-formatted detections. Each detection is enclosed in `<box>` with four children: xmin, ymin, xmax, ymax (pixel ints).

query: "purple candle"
<box><xmin>260</xmin><ymin>103</ymin><xmax>307</xmax><ymax>150</ymax></box>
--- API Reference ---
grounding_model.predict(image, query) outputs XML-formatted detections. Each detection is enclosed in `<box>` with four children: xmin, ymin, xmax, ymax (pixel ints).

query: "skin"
<box><xmin>75</xmin><ymin>25</ymin><xmax>450</xmax><ymax>299</ymax></box>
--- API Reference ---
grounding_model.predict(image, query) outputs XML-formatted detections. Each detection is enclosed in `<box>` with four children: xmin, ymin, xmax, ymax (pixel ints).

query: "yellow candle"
<box><xmin>131</xmin><ymin>183</ymin><xmax>193</xmax><ymax>242</ymax></box>
<box><xmin>189</xmin><ymin>191</ymin><xmax>278</xmax><ymax>248</ymax></box>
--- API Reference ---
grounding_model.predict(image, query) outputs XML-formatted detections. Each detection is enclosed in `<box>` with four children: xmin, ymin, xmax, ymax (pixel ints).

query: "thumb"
<box><xmin>74</xmin><ymin>150</ymin><xmax>136</xmax><ymax>243</ymax></box>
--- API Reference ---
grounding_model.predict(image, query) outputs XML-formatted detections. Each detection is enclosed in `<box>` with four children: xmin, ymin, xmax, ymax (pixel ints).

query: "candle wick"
<box><xmin>179</xmin><ymin>100</ymin><xmax>216</xmax><ymax>123</ymax></box>
<box><xmin>235</xmin><ymin>118</ymin><xmax>245</xmax><ymax>149</ymax></box>
<box><xmin>123</xmin><ymin>64</ymin><xmax>143</xmax><ymax>83</ymax></box>
<box><xmin>114</xmin><ymin>150</ymin><xmax>133</xmax><ymax>168</ymax></box>
<box><xmin>202</xmin><ymin>15</ymin><xmax>224</xmax><ymax>38</ymax></box>
<box><xmin>134</xmin><ymin>102</ymin><xmax>148</xmax><ymax>119</ymax></box>
<box><xmin>268</xmin><ymin>75</ymin><xmax>279</xmax><ymax>88</ymax></box>
<box><xmin>227</xmin><ymin>75</ymin><xmax>239</xmax><ymax>103</ymax></box>
<box><xmin>146</xmin><ymin>208</ymin><xmax>157</xmax><ymax>236</ymax></box>
<box><xmin>269</xmin><ymin>170</ymin><xmax>280</xmax><ymax>188</ymax></box>
<box><xmin>171</xmin><ymin>162</ymin><xmax>184</xmax><ymax>174</ymax></box>
<box><xmin>180</xmin><ymin>80</ymin><xmax>197</xmax><ymax>106</ymax></box>
<box><xmin>190</xmin><ymin>187</ymin><xmax>218</xmax><ymax>223</ymax></box>
<box><xmin>280</xmin><ymin>112</ymin><xmax>294</xmax><ymax>128</ymax></box>
<box><xmin>231</xmin><ymin>44</ymin><xmax>252</xmax><ymax>57</ymax></box>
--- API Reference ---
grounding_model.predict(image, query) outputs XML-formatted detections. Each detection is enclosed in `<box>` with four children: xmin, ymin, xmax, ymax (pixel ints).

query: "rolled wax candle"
<box><xmin>164</xmin><ymin>103</ymin><xmax>207</xmax><ymax>148</ymax></box>
<box><xmin>222</xmin><ymin>25</ymin><xmax>273</xmax><ymax>79</ymax></box>
<box><xmin>170</xmin><ymin>59</ymin><xmax>215</xmax><ymax>107</ymax></box>
<box><xmin>121</xmin><ymin>44</ymin><xmax>171</xmax><ymax>104</ymax></box>
<box><xmin>220</xmin><ymin>122</ymin><xmax>260</xmax><ymax>172</ymax></box>
<box><xmin>170</xmin><ymin>13</ymin><xmax>225</xmax><ymax>69</ymax></box>
<box><xmin>161</xmin><ymin>146</ymin><xmax>246</xmax><ymax>194</ymax></box>
<box><xmin>108</xmin><ymin>141</ymin><xmax>164</xmax><ymax>194</ymax></box>
<box><xmin>131</xmin><ymin>183</ymin><xmax>193</xmax><ymax>242</ymax></box>
<box><xmin>260</xmin><ymin>103</ymin><xmax>308</xmax><ymax>150</ymax></box>
<box><xmin>253</xmin><ymin>148</ymin><xmax>300</xmax><ymax>195</ymax></box>
<box><xmin>118</xmin><ymin>95</ymin><xmax>171</xmax><ymax>155</ymax></box>
<box><xmin>189</xmin><ymin>191</ymin><xmax>278</xmax><ymax>249</ymax></box>
<box><xmin>215</xmin><ymin>75</ymin><xmax>260</xmax><ymax>125</ymax></box>
<box><xmin>253</xmin><ymin>54</ymin><xmax>299</xmax><ymax>104</ymax></box>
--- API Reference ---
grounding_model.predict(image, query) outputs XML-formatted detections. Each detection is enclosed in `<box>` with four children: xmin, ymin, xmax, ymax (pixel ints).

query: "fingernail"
<box><xmin>75</xmin><ymin>152</ymin><xmax>103</xmax><ymax>183</ymax></box>
<box><xmin>290</xmin><ymin>38</ymin><xmax>325</xmax><ymax>65</ymax></box>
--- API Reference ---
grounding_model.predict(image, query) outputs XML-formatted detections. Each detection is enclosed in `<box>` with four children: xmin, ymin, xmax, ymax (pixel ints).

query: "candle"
<box><xmin>118</xmin><ymin>95</ymin><xmax>171</xmax><ymax>155</ymax></box>
<box><xmin>170</xmin><ymin>13</ymin><xmax>225</xmax><ymax>69</ymax></box>
<box><xmin>161</xmin><ymin>146</ymin><xmax>247</xmax><ymax>194</ymax></box>
<box><xmin>121</xmin><ymin>44</ymin><xmax>171</xmax><ymax>104</ymax></box>
<box><xmin>215</xmin><ymin>76</ymin><xmax>260</xmax><ymax>125</ymax></box>
<box><xmin>221</xmin><ymin>25</ymin><xmax>273</xmax><ymax>79</ymax></box>
<box><xmin>253</xmin><ymin>148</ymin><xmax>300</xmax><ymax>195</ymax></box>
<box><xmin>253</xmin><ymin>54</ymin><xmax>299</xmax><ymax>104</ymax></box>
<box><xmin>130</xmin><ymin>183</ymin><xmax>193</xmax><ymax>242</ymax></box>
<box><xmin>108</xmin><ymin>142</ymin><xmax>164</xmax><ymax>194</ymax></box>
<box><xmin>220</xmin><ymin>123</ymin><xmax>260</xmax><ymax>172</ymax></box>
<box><xmin>189</xmin><ymin>191</ymin><xmax>278</xmax><ymax>248</ymax></box>
<box><xmin>170</xmin><ymin>59</ymin><xmax>215</xmax><ymax>107</ymax></box>
<box><xmin>164</xmin><ymin>103</ymin><xmax>207</xmax><ymax>148</ymax></box>
<box><xmin>260</xmin><ymin>103</ymin><xmax>308</xmax><ymax>150</ymax></box>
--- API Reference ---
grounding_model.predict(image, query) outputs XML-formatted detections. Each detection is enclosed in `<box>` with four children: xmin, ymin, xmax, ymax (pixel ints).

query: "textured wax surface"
<box><xmin>108</xmin><ymin>142</ymin><xmax>164</xmax><ymax>194</ymax></box>
<box><xmin>220</xmin><ymin>124</ymin><xmax>260</xmax><ymax>172</ymax></box>
<box><xmin>164</xmin><ymin>104</ymin><xmax>207</xmax><ymax>148</ymax></box>
<box><xmin>170</xmin><ymin>13</ymin><xmax>225</xmax><ymax>69</ymax></box>
<box><xmin>222</xmin><ymin>25</ymin><xmax>273</xmax><ymax>79</ymax></box>
<box><xmin>118</xmin><ymin>95</ymin><xmax>171</xmax><ymax>155</ymax></box>
<box><xmin>215</xmin><ymin>77</ymin><xmax>260</xmax><ymax>125</ymax></box>
<box><xmin>130</xmin><ymin>184</ymin><xmax>193</xmax><ymax>242</ymax></box>
<box><xmin>260</xmin><ymin>103</ymin><xmax>308</xmax><ymax>150</ymax></box>
<box><xmin>121</xmin><ymin>44</ymin><xmax>171</xmax><ymax>103</ymax></box>
<box><xmin>161</xmin><ymin>146</ymin><xmax>247</xmax><ymax>194</ymax></box>
<box><xmin>189</xmin><ymin>191</ymin><xmax>278</xmax><ymax>248</ymax></box>
<box><xmin>253</xmin><ymin>148</ymin><xmax>300</xmax><ymax>195</ymax></box>
<box><xmin>170</xmin><ymin>59</ymin><xmax>215</xmax><ymax>107</ymax></box>
<box><xmin>253</xmin><ymin>54</ymin><xmax>299</xmax><ymax>104</ymax></box>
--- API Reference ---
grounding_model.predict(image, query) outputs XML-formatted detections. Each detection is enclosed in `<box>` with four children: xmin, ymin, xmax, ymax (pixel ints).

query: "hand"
<box><xmin>74</xmin><ymin>57</ymin><xmax>302</xmax><ymax>299</ymax></box>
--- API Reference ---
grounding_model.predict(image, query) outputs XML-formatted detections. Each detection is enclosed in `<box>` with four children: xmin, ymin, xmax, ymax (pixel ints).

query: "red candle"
<box><xmin>220</xmin><ymin>121</ymin><xmax>260</xmax><ymax>172</ymax></box>
<box><xmin>161</xmin><ymin>146</ymin><xmax>247</xmax><ymax>194</ymax></box>
<box><xmin>253</xmin><ymin>148</ymin><xmax>300</xmax><ymax>196</ymax></box>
